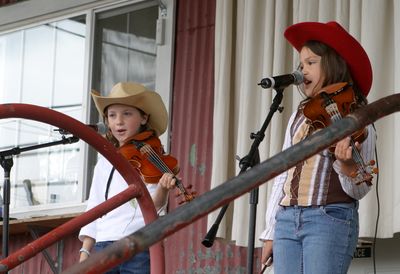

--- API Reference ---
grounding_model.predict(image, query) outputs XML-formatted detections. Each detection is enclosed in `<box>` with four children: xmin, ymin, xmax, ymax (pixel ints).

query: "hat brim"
<box><xmin>91</xmin><ymin>90</ymin><xmax>168</xmax><ymax>136</ymax></box>
<box><xmin>284</xmin><ymin>21</ymin><xmax>372</xmax><ymax>96</ymax></box>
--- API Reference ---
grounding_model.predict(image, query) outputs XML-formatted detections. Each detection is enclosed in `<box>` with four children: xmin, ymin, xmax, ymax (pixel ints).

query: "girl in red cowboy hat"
<box><xmin>78</xmin><ymin>82</ymin><xmax>177</xmax><ymax>273</ymax></box>
<box><xmin>259</xmin><ymin>21</ymin><xmax>376</xmax><ymax>274</ymax></box>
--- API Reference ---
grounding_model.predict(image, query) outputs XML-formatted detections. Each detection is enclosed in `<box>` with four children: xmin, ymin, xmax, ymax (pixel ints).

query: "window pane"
<box><xmin>93</xmin><ymin>5</ymin><xmax>158</xmax><ymax>95</ymax></box>
<box><xmin>21</xmin><ymin>25</ymin><xmax>54</xmax><ymax>105</ymax></box>
<box><xmin>0</xmin><ymin>31</ymin><xmax>23</xmax><ymax>103</ymax></box>
<box><xmin>0</xmin><ymin>16</ymin><xmax>86</xmax><ymax>211</ymax></box>
<box><xmin>0</xmin><ymin>120</ymin><xmax>17</xmax><ymax>148</ymax></box>
<box><xmin>53</xmin><ymin>19</ymin><xmax>86</xmax><ymax>107</ymax></box>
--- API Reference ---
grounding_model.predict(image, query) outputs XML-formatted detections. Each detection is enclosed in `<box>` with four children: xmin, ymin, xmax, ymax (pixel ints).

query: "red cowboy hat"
<box><xmin>284</xmin><ymin>21</ymin><xmax>372</xmax><ymax>96</ymax></box>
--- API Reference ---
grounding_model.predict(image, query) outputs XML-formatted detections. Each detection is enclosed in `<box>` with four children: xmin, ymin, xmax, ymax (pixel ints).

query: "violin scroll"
<box><xmin>349</xmin><ymin>159</ymin><xmax>378</xmax><ymax>186</ymax></box>
<box><xmin>173</xmin><ymin>180</ymin><xmax>196</xmax><ymax>204</ymax></box>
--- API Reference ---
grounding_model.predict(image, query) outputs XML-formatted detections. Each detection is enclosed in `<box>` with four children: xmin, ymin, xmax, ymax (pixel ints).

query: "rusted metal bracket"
<box><xmin>28</xmin><ymin>225</ymin><xmax>63</xmax><ymax>274</ymax></box>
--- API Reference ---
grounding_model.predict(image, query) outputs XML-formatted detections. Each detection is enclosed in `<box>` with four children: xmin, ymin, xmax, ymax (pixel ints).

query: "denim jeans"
<box><xmin>94</xmin><ymin>241</ymin><xmax>150</xmax><ymax>274</ymax></box>
<box><xmin>273</xmin><ymin>202</ymin><xmax>359</xmax><ymax>274</ymax></box>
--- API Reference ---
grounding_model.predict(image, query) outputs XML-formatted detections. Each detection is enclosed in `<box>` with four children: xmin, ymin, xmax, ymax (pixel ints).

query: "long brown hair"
<box><xmin>303</xmin><ymin>40</ymin><xmax>367</xmax><ymax>105</ymax></box>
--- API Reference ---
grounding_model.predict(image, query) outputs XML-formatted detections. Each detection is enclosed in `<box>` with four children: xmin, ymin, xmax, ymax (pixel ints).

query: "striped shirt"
<box><xmin>259</xmin><ymin>110</ymin><xmax>376</xmax><ymax>241</ymax></box>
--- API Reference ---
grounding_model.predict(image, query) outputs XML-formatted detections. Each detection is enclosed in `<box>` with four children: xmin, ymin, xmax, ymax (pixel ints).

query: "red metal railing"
<box><xmin>0</xmin><ymin>103</ymin><xmax>165</xmax><ymax>273</ymax></box>
<box><xmin>62</xmin><ymin>94</ymin><xmax>400</xmax><ymax>273</ymax></box>
<box><xmin>0</xmin><ymin>93</ymin><xmax>399</xmax><ymax>273</ymax></box>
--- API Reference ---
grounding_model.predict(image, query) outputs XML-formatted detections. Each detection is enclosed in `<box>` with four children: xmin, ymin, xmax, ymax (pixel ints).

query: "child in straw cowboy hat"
<box><xmin>79</xmin><ymin>82</ymin><xmax>176</xmax><ymax>273</ymax></box>
<box><xmin>259</xmin><ymin>21</ymin><xmax>376</xmax><ymax>273</ymax></box>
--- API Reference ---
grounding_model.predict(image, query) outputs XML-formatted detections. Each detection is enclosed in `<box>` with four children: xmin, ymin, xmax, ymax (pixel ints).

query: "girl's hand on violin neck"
<box><xmin>159</xmin><ymin>173</ymin><xmax>177</xmax><ymax>190</ymax></box>
<box><xmin>334</xmin><ymin>137</ymin><xmax>361</xmax><ymax>176</ymax></box>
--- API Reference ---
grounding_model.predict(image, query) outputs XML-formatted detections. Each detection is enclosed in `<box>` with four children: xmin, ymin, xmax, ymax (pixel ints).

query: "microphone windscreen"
<box><xmin>95</xmin><ymin>122</ymin><xmax>108</xmax><ymax>135</ymax></box>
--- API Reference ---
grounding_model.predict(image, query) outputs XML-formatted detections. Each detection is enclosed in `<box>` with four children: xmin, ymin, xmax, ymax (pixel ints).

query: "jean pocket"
<box><xmin>320</xmin><ymin>204</ymin><xmax>353</xmax><ymax>224</ymax></box>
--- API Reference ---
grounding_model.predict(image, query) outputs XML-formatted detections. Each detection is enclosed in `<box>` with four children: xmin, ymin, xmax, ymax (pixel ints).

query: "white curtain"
<box><xmin>209</xmin><ymin>0</ymin><xmax>400</xmax><ymax>248</ymax></box>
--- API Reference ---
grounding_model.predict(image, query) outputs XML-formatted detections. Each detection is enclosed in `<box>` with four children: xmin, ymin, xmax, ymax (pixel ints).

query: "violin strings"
<box><xmin>132</xmin><ymin>140</ymin><xmax>193</xmax><ymax>198</ymax></box>
<box><xmin>327</xmin><ymin>101</ymin><xmax>369</xmax><ymax>181</ymax></box>
<box><xmin>135</xmin><ymin>141</ymin><xmax>175</xmax><ymax>174</ymax></box>
<box><xmin>142</xmin><ymin>144</ymin><xmax>191</xmax><ymax>197</ymax></box>
<box><xmin>331</xmin><ymin>104</ymin><xmax>366</xmax><ymax>172</ymax></box>
<box><xmin>349</xmin><ymin>138</ymin><xmax>368</xmax><ymax>172</ymax></box>
<box><xmin>142</xmin><ymin>145</ymin><xmax>173</xmax><ymax>173</ymax></box>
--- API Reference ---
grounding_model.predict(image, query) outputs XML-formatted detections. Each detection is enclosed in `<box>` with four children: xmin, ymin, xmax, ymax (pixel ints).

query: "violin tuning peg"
<box><xmin>365</xmin><ymin>180</ymin><xmax>373</xmax><ymax>186</ymax></box>
<box><xmin>372</xmin><ymin>167</ymin><xmax>379</xmax><ymax>174</ymax></box>
<box><xmin>368</xmin><ymin>159</ymin><xmax>376</xmax><ymax>166</ymax></box>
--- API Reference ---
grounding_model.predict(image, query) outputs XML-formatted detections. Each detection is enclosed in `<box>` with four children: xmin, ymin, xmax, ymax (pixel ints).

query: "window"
<box><xmin>0</xmin><ymin>0</ymin><xmax>175</xmax><ymax>217</ymax></box>
<box><xmin>0</xmin><ymin>16</ymin><xmax>86</xmax><ymax>210</ymax></box>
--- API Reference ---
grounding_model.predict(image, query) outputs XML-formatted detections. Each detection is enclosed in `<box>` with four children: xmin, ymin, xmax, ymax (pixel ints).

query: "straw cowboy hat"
<box><xmin>91</xmin><ymin>82</ymin><xmax>168</xmax><ymax>136</ymax></box>
<box><xmin>284</xmin><ymin>21</ymin><xmax>372</xmax><ymax>96</ymax></box>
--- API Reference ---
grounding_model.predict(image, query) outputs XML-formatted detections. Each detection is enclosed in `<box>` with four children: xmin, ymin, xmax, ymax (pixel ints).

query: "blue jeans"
<box><xmin>94</xmin><ymin>241</ymin><xmax>150</xmax><ymax>274</ymax></box>
<box><xmin>273</xmin><ymin>202</ymin><xmax>359</xmax><ymax>274</ymax></box>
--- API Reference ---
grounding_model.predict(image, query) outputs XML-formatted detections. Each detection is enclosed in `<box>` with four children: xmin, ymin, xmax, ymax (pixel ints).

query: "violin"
<box><xmin>303</xmin><ymin>82</ymin><xmax>378</xmax><ymax>185</ymax></box>
<box><xmin>118</xmin><ymin>130</ymin><xmax>195</xmax><ymax>204</ymax></box>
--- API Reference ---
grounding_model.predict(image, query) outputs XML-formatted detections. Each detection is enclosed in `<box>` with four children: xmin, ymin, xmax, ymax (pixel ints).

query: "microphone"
<box><xmin>258</xmin><ymin>70</ymin><xmax>303</xmax><ymax>89</ymax></box>
<box><xmin>88</xmin><ymin>122</ymin><xmax>108</xmax><ymax>134</ymax></box>
<box><xmin>54</xmin><ymin>122</ymin><xmax>108</xmax><ymax>135</ymax></box>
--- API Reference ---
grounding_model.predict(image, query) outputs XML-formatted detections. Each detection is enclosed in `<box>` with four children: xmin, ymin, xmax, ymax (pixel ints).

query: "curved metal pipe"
<box><xmin>62</xmin><ymin>94</ymin><xmax>400</xmax><ymax>274</ymax></box>
<box><xmin>0</xmin><ymin>103</ymin><xmax>165</xmax><ymax>273</ymax></box>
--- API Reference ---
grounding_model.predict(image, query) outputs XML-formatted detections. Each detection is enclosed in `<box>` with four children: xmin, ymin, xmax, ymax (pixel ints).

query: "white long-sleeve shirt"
<box><xmin>79</xmin><ymin>155</ymin><xmax>158</xmax><ymax>242</ymax></box>
<box><xmin>259</xmin><ymin>112</ymin><xmax>376</xmax><ymax>241</ymax></box>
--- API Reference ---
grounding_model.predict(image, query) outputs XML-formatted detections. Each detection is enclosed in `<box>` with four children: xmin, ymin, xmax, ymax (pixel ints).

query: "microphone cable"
<box><xmin>372</xmin><ymin>123</ymin><xmax>379</xmax><ymax>274</ymax></box>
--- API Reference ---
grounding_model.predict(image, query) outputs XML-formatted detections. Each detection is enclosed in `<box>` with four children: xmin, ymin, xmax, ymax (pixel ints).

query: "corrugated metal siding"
<box><xmin>166</xmin><ymin>0</ymin><xmax>262</xmax><ymax>272</ymax></box>
<box><xmin>0</xmin><ymin>0</ymin><xmax>19</xmax><ymax>6</ymax></box>
<box><xmin>3</xmin><ymin>233</ymin><xmax>81</xmax><ymax>273</ymax></box>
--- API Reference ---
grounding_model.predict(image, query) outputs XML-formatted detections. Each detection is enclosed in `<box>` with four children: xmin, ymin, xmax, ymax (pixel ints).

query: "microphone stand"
<box><xmin>0</xmin><ymin>135</ymin><xmax>79</xmax><ymax>262</ymax></box>
<box><xmin>202</xmin><ymin>88</ymin><xmax>285</xmax><ymax>274</ymax></box>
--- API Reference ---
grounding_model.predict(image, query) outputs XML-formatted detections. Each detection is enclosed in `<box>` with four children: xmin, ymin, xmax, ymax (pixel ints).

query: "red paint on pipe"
<box><xmin>0</xmin><ymin>103</ymin><xmax>165</xmax><ymax>274</ymax></box>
